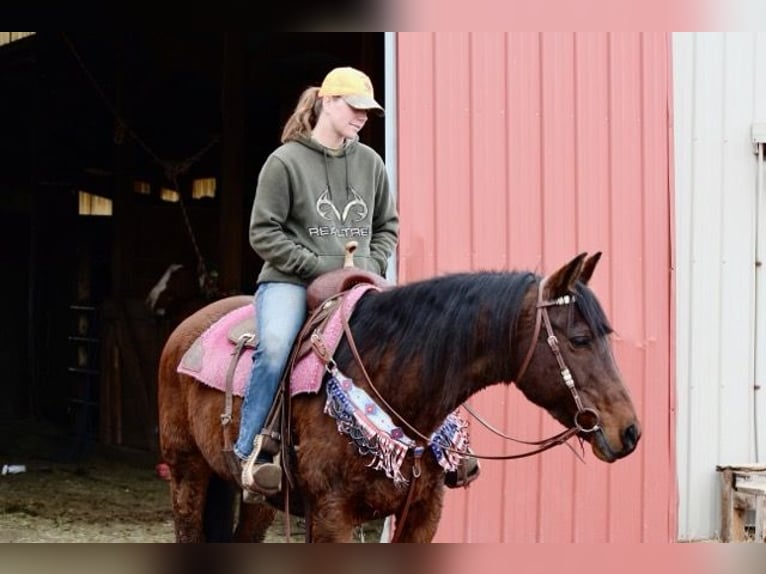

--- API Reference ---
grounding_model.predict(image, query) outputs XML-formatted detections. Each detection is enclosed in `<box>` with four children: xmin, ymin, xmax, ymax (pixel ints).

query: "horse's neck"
<box><xmin>358</xmin><ymin>344</ymin><xmax>502</xmax><ymax>436</ymax></box>
<box><xmin>341</xmin><ymin>276</ymin><xmax>524</xmax><ymax>432</ymax></box>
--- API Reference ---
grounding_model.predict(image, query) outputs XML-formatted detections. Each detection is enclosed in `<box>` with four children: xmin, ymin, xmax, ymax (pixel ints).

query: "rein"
<box><xmin>338</xmin><ymin>274</ymin><xmax>600</xmax><ymax>463</ymax></box>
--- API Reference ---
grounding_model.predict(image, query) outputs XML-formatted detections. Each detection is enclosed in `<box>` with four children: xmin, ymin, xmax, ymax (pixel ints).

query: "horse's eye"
<box><xmin>570</xmin><ymin>335</ymin><xmax>592</xmax><ymax>348</ymax></box>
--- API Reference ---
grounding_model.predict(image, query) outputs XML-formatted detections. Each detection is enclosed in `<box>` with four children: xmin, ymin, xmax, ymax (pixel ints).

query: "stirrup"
<box><xmin>242</xmin><ymin>458</ymin><xmax>282</xmax><ymax>496</ymax></box>
<box><xmin>242</xmin><ymin>436</ymin><xmax>282</xmax><ymax>496</ymax></box>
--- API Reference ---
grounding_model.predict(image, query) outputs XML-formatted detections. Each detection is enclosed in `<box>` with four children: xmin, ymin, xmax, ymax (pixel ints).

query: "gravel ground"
<box><xmin>0</xmin><ymin>418</ymin><xmax>385</xmax><ymax>543</ymax></box>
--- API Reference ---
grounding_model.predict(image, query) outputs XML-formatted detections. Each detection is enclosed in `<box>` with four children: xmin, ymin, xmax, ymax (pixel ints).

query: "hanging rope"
<box><xmin>60</xmin><ymin>32</ymin><xmax>220</xmax><ymax>297</ymax></box>
<box><xmin>165</xmin><ymin>155</ymin><xmax>219</xmax><ymax>298</ymax></box>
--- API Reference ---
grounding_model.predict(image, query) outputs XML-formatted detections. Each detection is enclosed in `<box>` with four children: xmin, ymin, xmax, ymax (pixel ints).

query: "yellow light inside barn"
<box><xmin>160</xmin><ymin>188</ymin><xmax>180</xmax><ymax>202</ymax></box>
<box><xmin>0</xmin><ymin>32</ymin><xmax>34</xmax><ymax>47</ymax></box>
<box><xmin>133</xmin><ymin>180</ymin><xmax>151</xmax><ymax>195</ymax></box>
<box><xmin>192</xmin><ymin>178</ymin><xmax>216</xmax><ymax>199</ymax></box>
<box><xmin>78</xmin><ymin>191</ymin><xmax>112</xmax><ymax>216</ymax></box>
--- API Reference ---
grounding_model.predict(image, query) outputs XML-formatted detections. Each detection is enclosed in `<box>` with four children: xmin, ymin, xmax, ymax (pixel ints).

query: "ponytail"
<box><xmin>280</xmin><ymin>86</ymin><xmax>323</xmax><ymax>143</ymax></box>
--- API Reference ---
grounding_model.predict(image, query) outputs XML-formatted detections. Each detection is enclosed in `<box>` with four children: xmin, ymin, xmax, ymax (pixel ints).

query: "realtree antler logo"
<box><xmin>316</xmin><ymin>189</ymin><xmax>369</xmax><ymax>223</ymax></box>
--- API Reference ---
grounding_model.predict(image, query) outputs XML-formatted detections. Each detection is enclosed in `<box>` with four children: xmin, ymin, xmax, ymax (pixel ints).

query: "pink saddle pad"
<box><xmin>177</xmin><ymin>303</ymin><xmax>254</xmax><ymax>396</ymax></box>
<box><xmin>176</xmin><ymin>283</ymin><xmax>378</xmax><ymax>397</ymax></box>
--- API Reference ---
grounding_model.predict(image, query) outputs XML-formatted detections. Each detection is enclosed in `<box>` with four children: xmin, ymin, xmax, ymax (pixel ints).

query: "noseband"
<box><xmin>514</xmin><ymin>276</ymin><xmax>601</xmax><ymax>435</ymax></box>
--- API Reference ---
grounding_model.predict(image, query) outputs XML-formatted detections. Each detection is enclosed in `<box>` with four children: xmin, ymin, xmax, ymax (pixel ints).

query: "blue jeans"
<box><xmin>233</xmin><ymin>282</ymin><xmax>307</xmax><ymax>460</ymax></box>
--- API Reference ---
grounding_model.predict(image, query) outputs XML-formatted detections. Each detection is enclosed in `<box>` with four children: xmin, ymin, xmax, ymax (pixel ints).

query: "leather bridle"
<box><xmin>513</xmin><ymin>275</ymin><xmax>601</xmax><ymax>437</ymax></box>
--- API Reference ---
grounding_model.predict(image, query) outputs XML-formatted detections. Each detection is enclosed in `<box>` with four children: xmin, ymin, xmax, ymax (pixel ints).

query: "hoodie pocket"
<box><xmin>312</xmin><ymin>255</ymin><xmax>346</xmax><ymax>279</ymax></box>
<box><xmin>311</xmin><ymin>254</ymin><xmax>382</xmax><ymax>280</ymax></box>
<box><xmin>356</xmin><ymin>256</ymin><xmax>382</xmax><ymax>276</ymax></box>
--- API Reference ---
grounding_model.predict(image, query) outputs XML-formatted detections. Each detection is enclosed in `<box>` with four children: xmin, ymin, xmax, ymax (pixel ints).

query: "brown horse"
<box><xmin>157</xmin><ymin>252</ymin><xmax>641</xmax><ymax>542</ymax></box>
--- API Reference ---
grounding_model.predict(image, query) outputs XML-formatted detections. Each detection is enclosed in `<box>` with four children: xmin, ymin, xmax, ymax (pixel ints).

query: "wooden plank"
<box><xmin>735</xmin><ymin>472</ymin><xmax>766</xmax><ymax>495</ymax></box>
<box><xmin>717</xmin><ymin>464</ymin><xmax>766</xmax><ymax>472</ymax></box>
<box><xmin>719</xmin><ymin>467</ymin><xmax>746</xmax><ymax>542</ymax></box>
<box><xmin>718</xmin><ymin>466</ymin><xmax>766</xmax><ymax>542</ymax></box>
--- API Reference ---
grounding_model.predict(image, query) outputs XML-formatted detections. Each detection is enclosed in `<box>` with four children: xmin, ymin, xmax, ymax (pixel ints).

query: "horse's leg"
<box><xmin>391</xmin><ymin>495</ymin><xmax>444</xmax><ymax>543</ymax></box>
<box><xmin>233</xmin><ymin>501</ymin><xmax>278</xmax><ymax>542</ymax></box>
<box><xmin>307</xmin><ymin>498</ymin><xmax>356</xmax><ymax>542</ymax></box>
<box><xmin>203</xmin><ymin>475</ymin><xmax>236</xmax><ymax>542</ymax></box>
<box><xmin>168</xmin><ymin>454</ymin><xmax>214</xmax><ymax>543</ymax></box>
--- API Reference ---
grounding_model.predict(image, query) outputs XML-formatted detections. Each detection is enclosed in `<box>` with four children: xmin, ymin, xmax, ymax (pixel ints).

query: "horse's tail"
<box><xmin>202</xmin><ymin>474</ymin><xmax>237</xmax><ymax>542</ymax></box>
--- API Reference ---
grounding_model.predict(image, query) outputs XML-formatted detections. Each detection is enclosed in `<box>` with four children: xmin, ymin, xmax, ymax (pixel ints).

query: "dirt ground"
<box><xmin>0</xmin><ymin>418</ymin><xmax>382</xmax><ymax>543</ymax></box>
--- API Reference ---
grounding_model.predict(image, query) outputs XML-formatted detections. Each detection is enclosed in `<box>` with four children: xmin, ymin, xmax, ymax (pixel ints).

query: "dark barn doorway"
<box><xmin>0</xmin><ymin>32</ymin><xmax>386</xmax><ymax>460</ymax></box>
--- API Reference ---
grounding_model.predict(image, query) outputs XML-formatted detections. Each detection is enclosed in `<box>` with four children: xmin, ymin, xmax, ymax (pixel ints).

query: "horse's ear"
<box><xmin>543</xmin><ymin>253</ymin><xmax>588</xmax><ymax>299</ymax></box>
<box><xmin>578</xmin><ymin>252</ymin><xmax>602</xmax><ymax>285</ymax></box>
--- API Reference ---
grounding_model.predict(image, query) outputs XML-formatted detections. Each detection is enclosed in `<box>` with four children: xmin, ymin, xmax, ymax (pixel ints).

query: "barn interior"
<box><xmin>0</xmin><ymin>32</ymin><xmax>385</xmax><ymax>460</ymax></box>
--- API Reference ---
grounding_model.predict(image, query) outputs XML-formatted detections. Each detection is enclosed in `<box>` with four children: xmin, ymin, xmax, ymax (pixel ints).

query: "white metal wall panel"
<box><xmin>755</xmin><ymin>33</ymin><xmax>766</xmax><ymax>485</ymax></box>
<box><xmin>673</xmin><ymin>32</ymin><xmax>766</xmax><ymax>541</ymax></box>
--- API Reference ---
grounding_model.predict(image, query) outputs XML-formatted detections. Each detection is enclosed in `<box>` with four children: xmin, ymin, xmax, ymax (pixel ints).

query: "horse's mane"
<box><xmin>340</xmin><ymin>271</ymin><xmax>535</xmax><ymax>411</ymax></box>
<box><xmin>340</xmin><ymin>270</ymin><xmax>613</xmax><ymax>413</ymax></box>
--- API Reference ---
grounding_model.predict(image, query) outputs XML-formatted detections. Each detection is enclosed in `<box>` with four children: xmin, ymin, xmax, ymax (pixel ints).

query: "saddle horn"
<box><xmin>306</xmin><ymin>241</ymin><xmax>387</xmax><ymax>311</ymax></box>
<box><xmin>343</xmin><ymin>241</ymin><xmax>359</xmax><ymax>268</ymax></box>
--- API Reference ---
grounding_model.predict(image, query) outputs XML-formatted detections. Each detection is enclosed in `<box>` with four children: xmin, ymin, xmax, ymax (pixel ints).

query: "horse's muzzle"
<box><xmin>621</xmin><ymin>423</ymin><xmax>641</xmax><ymax>453</ymax></box>
<box><xmin>590</xmin><ymin>422</ymin><xmax>641</xmax><ymax>462</ymax></box>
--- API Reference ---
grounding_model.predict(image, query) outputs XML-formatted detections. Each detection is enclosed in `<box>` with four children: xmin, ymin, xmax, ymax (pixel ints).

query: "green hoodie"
<box><xmin>249</xmin><ymin>135</ymin><xmax>399</xmax><ymax>286</ymax></box>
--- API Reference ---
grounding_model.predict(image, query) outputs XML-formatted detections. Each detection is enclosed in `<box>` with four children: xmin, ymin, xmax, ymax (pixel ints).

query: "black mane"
<box><xmin>340</xmin><ymin>271</ymin><xmax>536</xmax><ymax>411</ymax></box>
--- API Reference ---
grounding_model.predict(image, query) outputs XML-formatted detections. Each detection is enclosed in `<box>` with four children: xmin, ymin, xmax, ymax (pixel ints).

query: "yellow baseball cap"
<box><xmin>318</xmin><ymin>66</ymin><xmax>384</xmax><ymax>116</ymax></box>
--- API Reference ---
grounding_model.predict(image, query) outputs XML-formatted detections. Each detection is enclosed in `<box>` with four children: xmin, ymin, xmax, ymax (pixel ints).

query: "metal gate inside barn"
<box><xmin>394</xmin><ymin>32</ymin><xmax>674</xmax><ymax>542</ymax></box>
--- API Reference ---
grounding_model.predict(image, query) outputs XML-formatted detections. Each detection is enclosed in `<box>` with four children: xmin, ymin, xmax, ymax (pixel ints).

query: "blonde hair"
<box><xmin>280</xmin><ymin>86</ymin><xmax>323</xmax><ymax>143</ymax></box>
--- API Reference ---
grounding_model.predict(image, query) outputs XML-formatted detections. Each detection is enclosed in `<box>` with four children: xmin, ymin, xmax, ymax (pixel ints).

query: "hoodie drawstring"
<box><xmin>322</xmin><ymin>147</ymin><xmax>351</xmax><ymax>202</ymax></box>
<box><xmin>322</xmin><ymin>148</ymin><xmax>332</xmax><ymax>200</ymax></box>
<box><xmin>344</xmin><ymin>153</ymin><xmax>350</xmax><ymax>201</ymax></box>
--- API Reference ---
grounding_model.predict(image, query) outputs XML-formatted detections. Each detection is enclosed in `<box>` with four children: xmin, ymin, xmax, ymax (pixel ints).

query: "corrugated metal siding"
<box><xmin>673</xmin><ymin>32</ymin><xmax>766</xmax><ymax>541</ymax></box>
<box><xmin>397</xmin><ymin>32</ymin><xmax>674</xmax><ymax>542</ymax></box>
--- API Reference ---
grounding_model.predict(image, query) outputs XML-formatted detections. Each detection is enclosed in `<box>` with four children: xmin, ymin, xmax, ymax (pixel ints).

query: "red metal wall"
<box><xmin>396</xmin><ymin>32</ymin><xmax>674</xmax><ymax>542</ymax></box>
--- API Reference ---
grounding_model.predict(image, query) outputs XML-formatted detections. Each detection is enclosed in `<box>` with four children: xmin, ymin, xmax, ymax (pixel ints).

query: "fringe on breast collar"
<box><xmin>323</xmin><ymin>369</ymin><xmax>470</xmax><ymax>488</ymax></box>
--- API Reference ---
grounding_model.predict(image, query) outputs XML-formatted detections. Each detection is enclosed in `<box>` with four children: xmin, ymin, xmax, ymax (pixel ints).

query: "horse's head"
<box><xmin>513</xmin><ymin>253</ymin><xmax>641</xmax><ymax>462</ymax></box>
<box><xmin>146</xmin><ymin>263</ymin><xmax>200</xmax><ymax>318</ymax></box>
